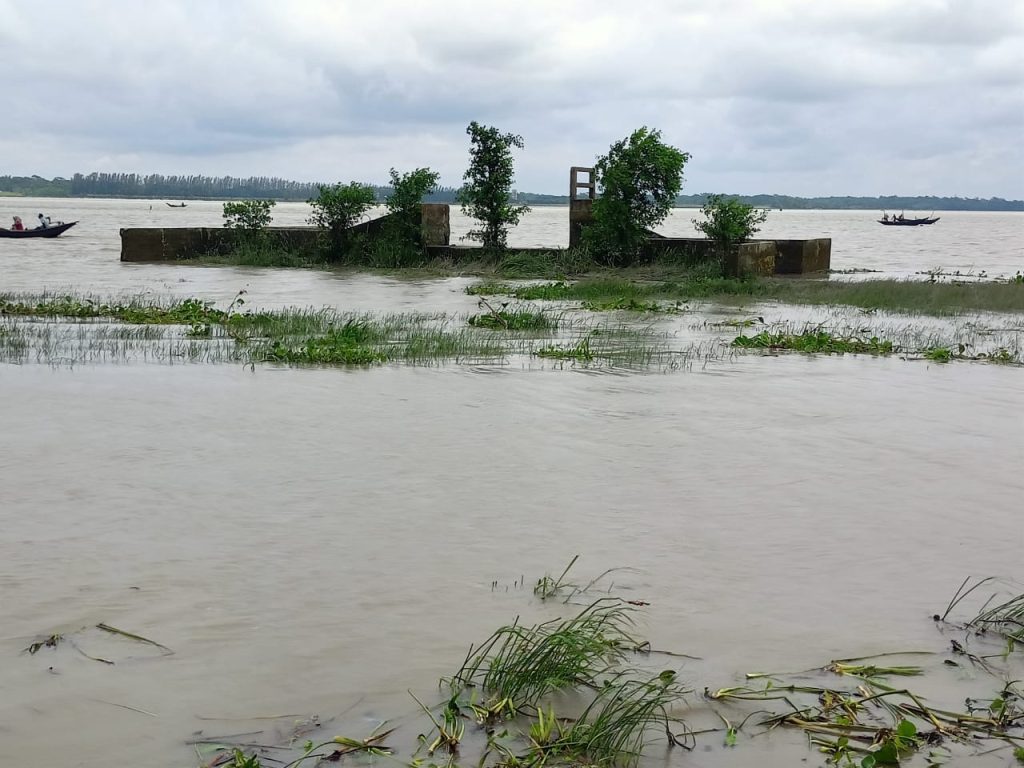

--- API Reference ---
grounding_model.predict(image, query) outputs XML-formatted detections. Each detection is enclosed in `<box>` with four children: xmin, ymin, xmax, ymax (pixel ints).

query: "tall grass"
<box><xmin>449</xmin><ymin>600</ymin><xmax>637</xmax><ymax>713</ymax></box>
<box><xmin>467</xmin><ymin>277</ymin><xmax>1024</xmax><ymax>315</ymax></box>
<box><xmin>539</xmin><ymin>674</ymin><xmax>688</xmax><ymax>768</ymax></box>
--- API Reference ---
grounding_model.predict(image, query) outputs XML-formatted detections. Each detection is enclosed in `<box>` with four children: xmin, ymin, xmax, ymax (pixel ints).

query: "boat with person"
<box><xmin>879</xmin><ymin>213</ymin><xmax>940</xmax><ymax>226</ymax></box>
<box><xmin>165</xmin><ymin>202</ymin><xmax>187</xmax><ymax>208</ymax></box>
<box><xmin>0</xmin><ymin>221</ymin><xmax>78</xmax><ymax>239</ymax></box>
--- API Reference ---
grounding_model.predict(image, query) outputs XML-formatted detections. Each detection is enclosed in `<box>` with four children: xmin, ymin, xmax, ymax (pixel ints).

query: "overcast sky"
<box><xmin>2</xmin><ymin>0</ymin><xmax>1021</xmax><ymax>197</ymax></box>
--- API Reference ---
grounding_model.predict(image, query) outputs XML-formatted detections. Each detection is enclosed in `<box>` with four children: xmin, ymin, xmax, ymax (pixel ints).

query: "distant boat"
<box><xmin>879</xmin><ymin>215</ymin><xmax>940</xmax><ymax>226</ymax></box>
<box><xmin>165</xmin><ymin>202</ymin><xmax>187</xmax><ymax>208</ymax></box>
<box><xmin>0</xmin><ymin>221</ymin><xmax>78</xmax><ymax>239</ymax></box>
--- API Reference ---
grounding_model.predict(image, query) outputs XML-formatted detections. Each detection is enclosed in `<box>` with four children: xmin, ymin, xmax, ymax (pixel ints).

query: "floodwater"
<box><xmin>1</xmin><ymin>199</ymin><xmax>1023</xmax><ymax>766</ymax></box>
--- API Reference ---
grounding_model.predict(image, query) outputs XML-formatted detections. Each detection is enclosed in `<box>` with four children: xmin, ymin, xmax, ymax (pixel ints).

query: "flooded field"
<box><xmin>1</xmin><ymin>200</ymin><xmax>1023</xmax><ymax>766</ymax></box>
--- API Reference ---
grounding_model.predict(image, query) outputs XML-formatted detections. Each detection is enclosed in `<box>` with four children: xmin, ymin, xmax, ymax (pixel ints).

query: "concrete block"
<box><xmin>420</xmin><ymin>204</ymin><xmax>450</xmax><ymax>246</ymax></box>
<box><xmin>774</xmin><ymin>238</ymin><xmax>831</xmax><ymax>274</ymax></box>
<box><xmin>726</xmin><ymin>241</ymin><xmax>777</xmax><ymax>277</ymax></box>
<box><xmin>569</xmin><ymin>198</ymin><xmax>593</xmax><ymax>248</ymax></box>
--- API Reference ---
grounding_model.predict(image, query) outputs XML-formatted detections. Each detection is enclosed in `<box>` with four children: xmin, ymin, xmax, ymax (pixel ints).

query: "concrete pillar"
<box><xmin>568</xmin><ymin>166</ymin><xmax>595</xmax><ymax>248</ymax></box>
<box><xmin>420</xmin><ymin>203</ymin><xmax>450</xmax><ymax>246</ymax></box>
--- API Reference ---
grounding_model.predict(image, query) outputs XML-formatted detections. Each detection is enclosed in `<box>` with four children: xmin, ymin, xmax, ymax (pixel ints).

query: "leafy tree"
<box><xmin>586</xmin><ymin>127</ymin><xmax>690</xmax><ymax>266</ymax></box>
<box><xmin>457</xmin><ymin>122</ymin><xmax>530</xmax><ymax>251</ymax></box>
<box><xmin>366</xmin><ymin>167</ymin><xmax>442</xmax><ymax>268</ymax></box>
<box><xmin>385</xmin><ymin>167</ymin><xmax>440</xmax><ymax>245</ymax></box>
<box><xmin>693</xmin><ymin>194</ymin><xmax>768</xmax><ymax>254</ymax></box>
<box><xmin>222</xmin><ymin>199</ymin><xmax>275</xmax><ymax>231</ymax></box>
<box><xmin>308</xmin><ymin>182</ymin><xmax>377</xmax><ymax>257</ymax></box>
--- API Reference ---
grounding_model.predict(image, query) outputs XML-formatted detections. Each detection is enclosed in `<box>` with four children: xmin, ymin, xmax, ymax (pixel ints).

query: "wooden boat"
<box><xmin>0</xmin><ymin>221</ymin><xmax>78</xmax><ymax>239</ymax></box>
<box><xmin>878</xmin><ymin>215</ymin><xmax>940</xmax><ymax>226</ymax></box>
<box><xmin>165</xmin><ymin>202</ymin><xmax>187</xmax><ymax>208</ymax></box>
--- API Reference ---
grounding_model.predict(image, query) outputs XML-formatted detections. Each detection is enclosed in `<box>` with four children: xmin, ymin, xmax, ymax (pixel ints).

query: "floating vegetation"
<box><xmin>21</xmin><ymin>622</ymin><xmax>172</xmax><ymax>664</ymax></box>
<box><xmin>940</xmin><ymin>576</ymin><xmax>1024</xmax><ymax>644</ymax></box>
<box><xmin>581</xmin><ymin>298</ymin><xmax>685</xmax><ymax>313</ymax></box>
<box><xmin>535</xmin><ymin>336</ymin><xmax>595</xmax><ymax>362</ymax></box>
<box><xmin>1</xmin><ymin>290</ymin><xmax>1020</xmax><ymax>370</ymax></box>
<box><xmin>532</xmin><ymin>673</ymin><xmax>690</xmax><ymax>767</ymax></box>
<box><xmin>448</xmin><ymin>600</ymin><xmax>638</xmax><ymax>713</ymax></box>
<box><xmin>467</xmin><ymin>300</ymin><xmax>556</xmax><ymax>331</ymax></box>
<box><xmin>173</xmin><ymin>565</ymin><xmax>1024</xmax><ymax>768</ymax></box>
<box><xmin>732</xmin><ymin>329</ymin><xmax>895</xmax><ymax>355</ymax></box>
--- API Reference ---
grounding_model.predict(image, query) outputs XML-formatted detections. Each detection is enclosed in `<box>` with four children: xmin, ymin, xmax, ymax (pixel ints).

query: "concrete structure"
<box><xmin>121</xmin><ymin>204</ymin><xmax>450</xmax><ymax>262</ymax></box>
<box><xmin>568</xmin><ymin>166</ymin><xmax>595</xmax><ymax>248</ymax></box>
<box><xmin>773</xmin><ymin>238</ymin><xmax>832</xmax><ymax>275</ymax></box>
<box><xmin>119</xmin><ymin>189</ymin><xmax>829</xmax><ymax>275</ymax></box>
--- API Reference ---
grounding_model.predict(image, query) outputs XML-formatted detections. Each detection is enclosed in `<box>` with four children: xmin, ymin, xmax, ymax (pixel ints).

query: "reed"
<box><xmin>449</xmin><ymin>600</ymin><xmax>637</xmax><ymax>713</ymax></box>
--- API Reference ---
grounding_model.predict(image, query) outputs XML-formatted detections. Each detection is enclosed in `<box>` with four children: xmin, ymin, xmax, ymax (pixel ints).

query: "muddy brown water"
<box><xmin>1</xmin><ymin>200</ymin><xmax>1023</xmax><ymax>766</ymax></box>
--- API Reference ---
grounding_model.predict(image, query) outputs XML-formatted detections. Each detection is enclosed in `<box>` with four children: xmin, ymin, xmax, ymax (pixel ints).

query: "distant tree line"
<box><xmin>676</xmin><ymin>193</ymin><xmax>1024</xmax><ymax>212</ymax></box>
<box><xmin>0</xmin><ymin>174</ymin><xmax>1020</xmax><ymax>211</ymax></box>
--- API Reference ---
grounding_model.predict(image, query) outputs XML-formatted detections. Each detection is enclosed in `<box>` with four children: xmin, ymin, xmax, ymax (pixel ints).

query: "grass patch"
<box><xmin>264</xmin><ymin>321</ymin><xmax>387</xmax><ymax>365</ymax></box>
<box><xmin>732</xmin><ymin>330</ymin><xmax>895</xmax><ymax>355</ymax></box>
<box><xmin>535</xmin><ymin>337</ymin><xmax>595</xmax><ymax>362</ymax></box>
<box><xmin>0</xmin><ymin>294</ymin><xmax>230</xmax><ymax>325</ymax></box>
<box><xmin>466</xmin><ymin>277</ymin><xmax>1024</xmax><ymax>316</ymax></box>
<box><xmin>468</xmin><ymin>307</ymin><xmax>556</xmax><ymax>331</ymax></box>
<box><xmin>448</xmin><ymin>599</ymin><xmax>637</xmax><ymax>714</ymax></box>
<box><xmin>541</xmin><ymin>674</ymin><xmax>688</xmax><ymax>768</ymax></box>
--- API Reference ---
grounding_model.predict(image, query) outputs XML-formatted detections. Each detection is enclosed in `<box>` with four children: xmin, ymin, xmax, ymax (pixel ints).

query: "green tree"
<box><xmin>457</xmin><ymin>122</ymin><xmax>530</xmax><ymax>251</ymax></box>
<box><xmin>385</xmin><ymin>167</ymin><xmax>440</xmax><ymax>244</ymax></box>
<box><xmin>222</xmin><ymin>199</ymin><xmax>275</xmax><ymax>231</ymax></box>
<box><xmin>367</xmin><ymin>167</ymin><xmax>442</xmax><ymax>267</ymax></box>
<box><xmin>693</xmin><ymin>194</ymin><xmax>768</xmax><ymax>254</ymax></box>
<box><xmin>308</xmin><ymin>182</ymin><xmax>377</xmax><ymax>258</ymax></box>
<box><xmin>586</xmin><ymin>127</ymin><xmax>690</xmax><ymax>266</ymax></box>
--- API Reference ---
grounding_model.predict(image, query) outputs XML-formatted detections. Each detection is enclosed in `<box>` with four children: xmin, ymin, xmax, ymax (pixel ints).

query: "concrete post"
<box><xmin>420</xmin><ymin>203</ymin><xmax>450</xmax><ymax>246</ymax></box>
<box><xmin>568</xmin><ymin>166</ymin><xmax>595</xmax><ymax>248</ymax></box>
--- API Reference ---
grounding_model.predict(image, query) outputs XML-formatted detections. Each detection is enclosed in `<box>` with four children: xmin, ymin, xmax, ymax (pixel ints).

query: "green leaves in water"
<box><xmin>467</xmin><ymin>308</ymin><xmax>555</xmax><ymax>331</ymax></box>
<box><xmin>449</xmin><ymin>599</ymin><xmax>638</xmax><ymax>713</ymax></box>
<box><xmin>732</xmin><ymin>330</ymin><xmax>894</xmax><ymax>355</ymax></box>
<box><xmin>265</xmin><ymin>320</ymin><xmax>386</xmax><ymax>365</ymax></box>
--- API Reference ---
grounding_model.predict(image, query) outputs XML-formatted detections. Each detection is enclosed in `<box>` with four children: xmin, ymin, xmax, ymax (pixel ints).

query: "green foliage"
<box><xmin>222</xmin><ymin>199</ymin><xmax>275</xmax><ymax>231</ymax></box>
<box><xmin>923</xmin><ymin>346</ymin><xmax>952</xmax><ymax>363</ymax></box>
<box><xmin>1014</xmin><ymin>746</ymin><xmax>1024</xmax><ymax>763</ymax></box>
<box><xmin>370</xmin><ymin>167</ymin><xmax>441</xmax><ymax>267</ymax></box>
<box><xmin>448</xmin><ymin>600</ymin><xmax>636</xmax><ymax>712</ymax></box>
<box><xmin>587</xmin><ymin>127</ymin><xmax>690</xmax><ymax>266</ymax></box>
<box><xmin>385</xmin><ymin>167</ymin><xmax>440</xmax><ymax>233</ymax></box>
<box><xmin>458</xmin><ymin>121</ymin><xmax>530</xmax><ymax>251</ymax></box>
<box><xmin>0</xmin><ymin>295</ymin><xmax>229</xmax><ymax>325</ymax></box>
<box><xmin>732</xmin><ymin>330</ymin><xmax>895</xmax><ymax>355</ymax></box>
<box><xmin>543</xmin><ymin>674</ymin><xmax>688</xmax><ymax>768</ymax></box>
<box><xmin>496</xmin><ymin>247</ymin><xmax>597</xmax><ymax>278</ymax></box>
<box><xmin>307</xmin><ymin>182</ymin><xmax>377</xmax><ymax>258</ymax></box>
<box><xmin>694</xmin><ymin>194</ymin><xmax>769</xmax><ymax>254</ymax></box>
<box><xmin>266</xmin><ymin>321</ymin><xmax>386</xmax><ymax>365</ymax></box>
<box><xmin>230</xmin><ymin>749</ymin><xmax>263</xmax><ymax>768</ymax></box>
<box><xmin>467</xmin><ymin>308</ymin><xmax>554</xmax><ymax>331</ymax></box>
<box><xmin>535</xmin><ymin>336</ymin><xmax>595</xmax><ymax>361</ymax></box>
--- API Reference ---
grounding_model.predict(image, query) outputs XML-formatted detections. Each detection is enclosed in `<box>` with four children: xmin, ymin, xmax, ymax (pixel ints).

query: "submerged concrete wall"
<box><xmin>773</xmin><ymin>238</ymin><xmax>832</xmax><ymax>275</ymax></box>
<box><xmin>120</xmin><ymin>199</ymin><xmax>829</xmax><ymax>275</ymax></box>
<box><xmin>121</xmin><ymin>204</ymin><xmax>451</xmax><ymax>262</ymax></box>
<box><xmin>120</xmin><ymin>226</ymin><xmax>322</xmax><ymax>262</ymax></box>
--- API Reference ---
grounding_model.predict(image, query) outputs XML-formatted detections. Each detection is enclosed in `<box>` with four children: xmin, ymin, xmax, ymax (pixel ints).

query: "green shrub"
<box><xmin>586</xmin><ymin>127</ymin><xmax>690</xmax><ymax>266</ymax></box>
<box><xmin>694</xmin><ymin>195</ymin><xmax>768</xmax><ymax>255</ymax></box>
<box><xmin>308</xmin><ymin>182</ymin><xmax>377</xmax><ymax>259</ymax></box>
<box><xmin>222</xmin><ymin>199</ymin><xmax>275</xmax><ymax>231</ymax></box>
<box><xmin>458</xmin><ymin>121</ymin><xmax>530</xmax><ymax>251</ymax></box>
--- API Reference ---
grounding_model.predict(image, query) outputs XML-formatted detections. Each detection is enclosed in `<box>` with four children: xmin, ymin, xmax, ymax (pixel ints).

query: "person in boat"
<box><xmin>36</xmin><ymin>213</ymin><xmax>51</xmax><ymax>229</ymax></box>
<box><xmin>11</xmin><ymin>216</ymin><xmax>25</xmax><ymax>231</ymax></box>
<box><xmin>897</xmin><ymin>213</ymin><xmax>905</xmax><ymax>221</ymax></box>
<box><xmin>882</xmin><ymin>213</ymin><xmax>889</xmax><ymax>222</ymax></box>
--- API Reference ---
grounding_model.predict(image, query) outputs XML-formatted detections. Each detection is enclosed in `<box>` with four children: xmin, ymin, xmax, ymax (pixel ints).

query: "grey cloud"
<box><xmin>0</xmin><ymin>0</ymin><xmax>1020</xmax><ymax>197</ymax></box>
